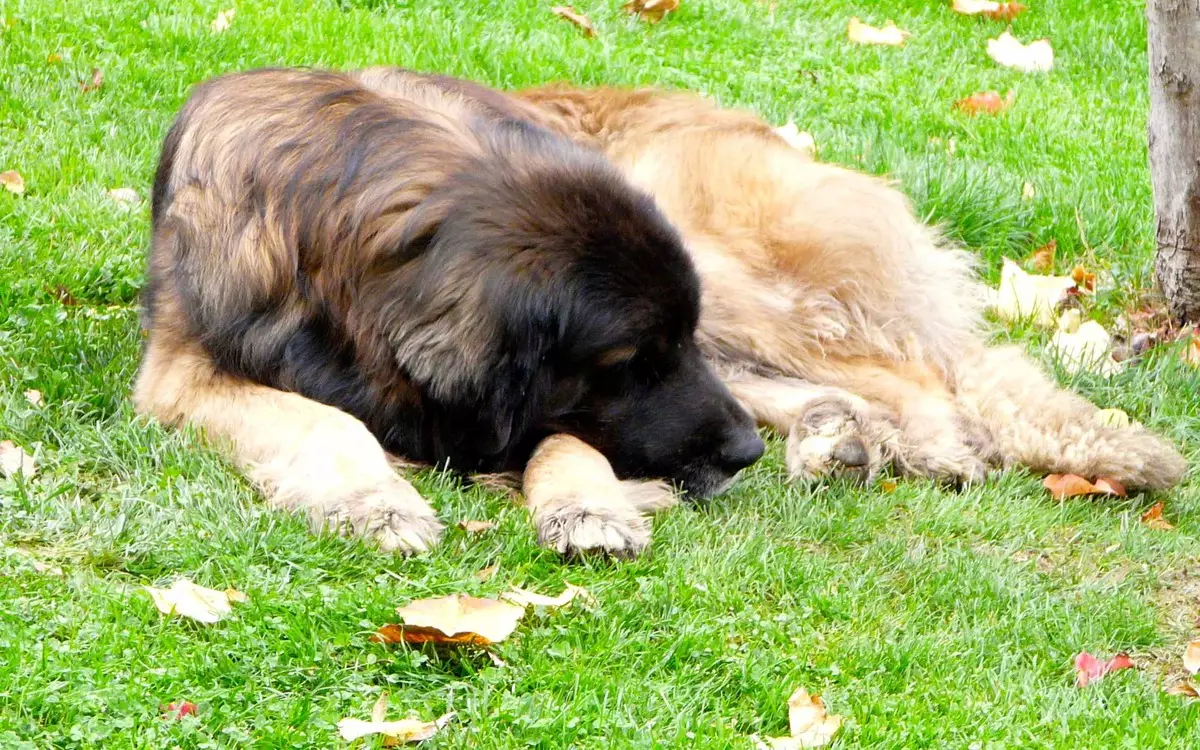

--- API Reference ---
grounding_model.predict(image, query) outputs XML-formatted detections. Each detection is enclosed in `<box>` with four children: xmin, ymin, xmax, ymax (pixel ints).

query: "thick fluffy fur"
<box><xmin>134</xmin><ymin>69</ymin><xmax>762</xmax><ymax>556</ymax></box>
<box><xmin>515</xmin><ymin>86</ymin><xmax>1188</xmax><ymax>490</ymax></box>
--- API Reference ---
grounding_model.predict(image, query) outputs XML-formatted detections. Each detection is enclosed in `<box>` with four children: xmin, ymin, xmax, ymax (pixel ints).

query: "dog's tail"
<box><xmin>952</xmin><ymin>345</ymin><xmax>1187</xmax><ymax>490</ymax></box>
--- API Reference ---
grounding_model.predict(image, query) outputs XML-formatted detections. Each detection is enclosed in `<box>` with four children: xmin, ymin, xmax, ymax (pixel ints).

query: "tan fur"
<box><xmin>518</xmin><ymin>86</ymin><xmax>1188</xmax><ymax>489</ymax></box>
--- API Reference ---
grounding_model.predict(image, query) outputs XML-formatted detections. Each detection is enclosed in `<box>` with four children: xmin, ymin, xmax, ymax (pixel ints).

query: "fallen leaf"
<box><xmin>951</xmin><ymin>0</ymin><xmax>1027</xmax><ymax>21</ymax></box>
<box><xmin>753</xmin><ymin>686</ymin><xmax>844</xmax><ymax>749</ymax></box>
<box><xmin>224</xmin><ymin>586</ymin><xmax>249</xmax><ymax>603</ymax></box>
<box><xmin>502</xmin><ymin>583</ymin><xmax>592</xmax><ymax>609</ymax></box>
<box><xmin>23</xmin><ymin>389</ymin><xmax>42</xmax><ymax>407</ymax></box>
<box><xmin>1181</xmin><ymin>331</ymin><xmax>1200</xmax><ymax>368</ymax></box>
<box><xmin>1</xmin><ymin>170</ymin><xmax>25</xmax><ymax>195</ymax></box>
<box><xmin>162</xmin><ymin>701</ymin><xmax>198</xmax><ymax>720</ymax></box>
<box><xmin>992</xmin><ymin>257</ymin><xmax>1077</xmax><ymax>327</ymax></box>
<box><xmin>880</xmin><ymin>479</ymin><xmax>898</xmax><ymax>493</ymax></box>
<box><xmin>474</xmin><ymin>564</ymin><xmax>498</xmax><ymax>582</ymax></box>
<box><xmin>622</xmin><ymin>0</ymin><xmax>680</xmax><ymax>23</ymax></box>
<box><xmin>1094</xmin><ymin>408</ymin><xmax>1129</xmax><ymax>429</ymax></box>
<box><xmin>1075</xmin><ymin>651</ymin><xmax>1134</xmax><ymax>687</ymax></box>
<box><xmin>987</xmin><ymin>31</ymin><xmax>1053</xmax><ymax>72</ymax></box>
<box><xmin>337</xmin><ymin>712</ymin><xmax>454</xmax><ymax>744</ymax></box>
<box><xmin>1024</xmin><ymin>239</ymin><xmax>1056</xmax><ymax>273</ymax></box>
<box><xmin>0</xmin><ymin>440</ymin><xmax>37</xmax><ymax>478</ymax></box>
<box><xmin>32</xmin><ymin>560</ymin><xmax>63</xmax><ymax>576</ymax></box>
<box><xmin>1167</xmin><ymin>680</ymin><xmax>1199</xmax><ymax>698</ymax></box>
<box><xmin>79</xmin><ymin>67</ymin><xmax>104</xmax><ymax>93</ymax></box>
<box><xmin>1022</xmin><ymin>181</ymin><xmax>1036</xmax><ymax>200</ymax></box>
<box><xmin>1140</xmin><ymin>502</ymin><xmax>1176</xmax><ymax>531</ymax></box>
<box><xmin>375</xmin><ymin>595</ymin><xmax>526</xmax><ymax>646</ymax></box>
<box><xmin>954</xmin><ymin>90</ymin><xmax>1014</xmax><ymax>115</ymax></box>
<box><xmin>1185</xmin><ymin>640</ymin><xmax>1200</xmax><ymax>675</ymax></box>
<box><xmin>144</xmin><ymin>578</ymin><xmax>243</xmax><ymax>624</ymax></box>
<box><xmin>457</xmin><ymin>520</ymin><xmax>495</xmax><ymax>534</ymax></box>
<box><xmin>210</xmin><ymin>8</ymin><xmax>235</xmax><ymax>34</ymax></box>
<box><xmin>1070</xmin><ymin>265</ymin><xmax>1097</xmax><ymax>293</ymax></box>
<box><xmin>1043</xmin><ymin>474</ymin><xmax>1126</xmax><ymax>500</ymax></box>
<box><xmin>46</xmin><ymin>53</ymin><xmax>62</xmax><ymax>64</ymax></box>
<box><xmin>551</xmin><ymin>6</ymin><xmax>596</xmax><ymax>37</ymax></box>
<box><xmin>106</xmin><ymin>187</ymin><xmax>141</xmax><ymax>209</ymax></box>
<box><xmin>776</xmin><ymin>122</ymin><xmax>816</xmax><ymax>154</ymax></box>
<box><xmin>847</xmin><ymin>17</ymin><xmax>910</xmax><ymax>46</ymax></box>
<box><xmin>1050</xmin><ymin>312</ymin><xmax>1123</xmax><ymax>376</ymax></box>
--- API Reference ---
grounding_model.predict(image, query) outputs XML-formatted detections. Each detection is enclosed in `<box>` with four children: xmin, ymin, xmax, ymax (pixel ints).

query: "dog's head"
<box><xmin>379</xmin><ymin>124</ymin><xmax>762</xmax><ymax>496</ymax></box>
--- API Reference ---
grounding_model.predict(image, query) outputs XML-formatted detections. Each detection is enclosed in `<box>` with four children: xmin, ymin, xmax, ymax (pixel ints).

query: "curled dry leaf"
<box><xmin>0</xmin><ymin>440</ymin><xmax>37</xmax><ymax>479</ymax></box>
<box><xmin>79</xmin><ymin>67</ymin><xmax>104</xmax><ymax>93</ymax></box>
<box><xmin>210</xmin><ymin>8</ymin><xmax>235</xmax><ymax>34</ymax></box>
<box><xmin>502</xmin><ymin>583</ymin><xmax>593</xmax><ymax>609</ymax></box>
<box><xmin>1140</xmin><ymin>502</ymin><xmax>1176</xmax><ymax>531</ymax></box>
<box><xmin>1185</xmin><ymin>640</ymin><xmax>1200</xmax><ymax>675</ymax></box>
<box><xmin>775</xmin><ymin>122</ymin><xmax>815</xmax><ymax>154</ymax></box>
<box><xmin>1071</xmin><ymin>265</ymin><xmax>1097</xmax><ymax>293</ymax></box>
<box><xmin>106</xmin><ymin>187</ymin><xmax>141</xmax><ymax>209</ymax></box>
<box><xmin>1024</xmin><ymin>239</ymin><xmax>1056</xmax><ymax>273</ymax></box>
<box><xmin>1043</xmin><ymin>473</ymin><xmax>1126</xmax><ymax>500</ymax></box>
<box><xmin>375</xmin><ymin>595</ymin><xmax>526</xmax><ymax>646</ymax></box>
<box><xmin>951</xmin><ymin>0</ymin><xmax>1027</xmax><ymax>21</ymax></box>
<box><xmin>1050</xmin><ymin>311</ymin><xmax>1123</xmax><ymax>377</ymax></box>
<box><xmin>551</xmin><ymin>6</ymin><xmax>596</xmax><ymax>37</ymax></box>
<box><xmin>623</xmin><ymin>0</ymin><xmax>680</xmax><ymax>23</ymax></box>
<box><xmin>23</xmin><ymin>389</ymin><xmax>43</xmax><ymax>407</ymax></box>
<box><xmin>753</xmin><ymin>687</ymin><xmax>843</xmax><ymax>749</ymax></box>
<box><xmin>1075</xmin><ymin>651</ymin><xmax>1134</xmax><ymax>687</ymax></box>
<box><xmin>987</xmin><ymin>31</ymin><xmax>1053</xmax><ymax>72</ymax></box>
<box><xmin>992</xmin><ymin>258</ymin><xmax>1077</xmax><ymax>327</ymax></box>
<box><xmin>954</xmin><ymin>90</ymin><xmax>1013</xmax><ymax>116</ymax></box>
<box><xmin>458</xmin><ymin>519</ymin><xmax>495</xmax><ymax>534</ymax></box>
<box><xmin>1</xmin><ymin>169</ymin><xmax>25</xmax><ymax>195</ymax></box>
<box><xmin>847</xmin><ymin>17</ymin><xmax>911</xmax><ymax>46</ymax></box>
<box><xmin>337</xmin><ymin>711</ymin><xmax>454</xmax><ymax>744</ymax></box>
<box><xmin>1167</xmin><ymin>680</ymin><xmax>1199</xmax><ymax>699</ymax></box>
<box><xmin>144</xmin><ymin>578</ymin><xmax>244</xmax><ymax>623</ymax></box>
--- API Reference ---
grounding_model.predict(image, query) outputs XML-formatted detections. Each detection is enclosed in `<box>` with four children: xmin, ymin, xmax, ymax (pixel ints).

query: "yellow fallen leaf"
<box><xmin>847</xmin><ymin>17</ymin><xmax>910</xmax><ymax>46</ymax></box>
<box><xmin>551</xmin><ymin>5</ymin><xmax>596</xmax><ymax>37</ymax></box>
<box><xmin>0</xmin><ymin>440</ymin><xmax>37</xmax><ymax>478</ymax></box>
<box><xmin>1094</xmin><ymin>408</ymin><xmax>1130</xmax><ymax>429</ymax></box>
<box><xmin>754</xmin><ymin>687</ymin><xmax>844</xmax><ymax>748</ymax></box>
<box><xmin>144</xmin><ymin>578</ymin><xmax>243</xmax><ymax>623</ymax></box>
<box><xmin>224</xmin><ymin>587</ymin><xmax>249</xmax><ymax>603</ymax></box>
<box><xmin>23</xmin><ymin>389</ymin><xmax>42</xmax><ymax>407</ymax></box>
<box><xmin>951</xmin><ymin>0</ymin><xmax>1026</xmax><ymax>21</ymax></box>
<box><xmin>501</xmin><ymin>583</ymin><xmax>593</xmax><ymax>609</ymax></box>
<box><xmin>775</xmin><ymin>122</ymin><xmax>815</xmax><ymax>154</ymax></box>
<box><xmin>384</xmin><ymin>595</ymin><xmax>526</xmax><ymax>646</ymax></box>
<box><xmin>623</xmin><ymin>0</ymin><xmax>680</xmax><ymax>23</ymax></box>
<box><xmin>1050</xmin><ymin>313</ymin><xmax>1123</xmax><ymax>376</ymax></box>
<box><xmin>1185</xmin><ymin>640</ymin><xmax>1200</xmax><ymax>675</ymax></box>
<box><xmin>336</xmin><ymin>712</ymin><xmax>454</xmax><ymax>743</ymax></box>
<box><xmin>457</xmin><ymin>519</ymin><xmax>495</xmax><ymax>534</ymax></box>
<box><xmin>210</xmin><ymin>8</ymin><xmax>235</xmax><ymax>33</ymax></box>
<box><xmin>992</xmin><ymin>258</ymin><xmax>1077</xmax><ymax>327</ymax></box>
<box><xmin>1</xmin><ymin>170</ymin><xmax>25</xmax><ymax>195</ymax></box>
<box><xmin>1022</xmin><ymin>181</ymin><xmax>1036</xmax><ymax>200</ymax></box>
<box><xmin>987</xmin><ymin>31</ymin><xmax>1053</xmax><ymax>72</ymax></box>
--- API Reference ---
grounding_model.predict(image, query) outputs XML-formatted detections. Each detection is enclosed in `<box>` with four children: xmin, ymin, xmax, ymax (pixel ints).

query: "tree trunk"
<box><xmin>1148</xmin><ymin>1</ymin><xmax>1200</xmax><ymax>324</ymax></box>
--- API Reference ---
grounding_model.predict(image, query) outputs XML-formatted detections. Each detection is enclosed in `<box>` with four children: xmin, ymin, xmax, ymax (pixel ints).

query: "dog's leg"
<box><xmin>133</xmin><ymin>338</ymin><xmax>444</xmax><ymax>553</ymax></box>
<box><xmin>521</xmin><ymin>435</ymin><xmax>676</xmax><ymax>559</ymax></box>
<box><xmin>723</xmin><ymin>372</ymin><xmax>895</xmax><ymax>483</ymax></box>
<box><xmin>953</xmin><ymin>345</ymin><xmax>1187</xmax><ymax>490</ymax></box>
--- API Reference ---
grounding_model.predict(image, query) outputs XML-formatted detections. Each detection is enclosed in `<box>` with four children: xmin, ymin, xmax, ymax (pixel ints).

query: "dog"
<box><xmin>133</xmin><ymin>68</ymin><xmax>764</xmax><ymax>559</ymax></box>
<box><xmin>511</xmin><ymin>84</ymin><xmax>1188</xmax><ymax>491</ymax></box>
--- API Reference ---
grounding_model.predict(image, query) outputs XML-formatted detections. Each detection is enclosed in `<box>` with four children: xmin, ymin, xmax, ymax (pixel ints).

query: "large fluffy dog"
<box><xmin>508</xmin><ymin>84</ymin><xmax>1187</xmax><ymax>492</ymax></box>
<box><xmin>133</xmin><ymin>68</ymin><xmax>764</xmax><ymax>557</ymax></box>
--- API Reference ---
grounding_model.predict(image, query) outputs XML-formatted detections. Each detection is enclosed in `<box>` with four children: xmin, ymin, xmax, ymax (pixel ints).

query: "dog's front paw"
<box><xmin>322</xmin><ymin>478</ymin><xmax>444</xmax><ymax>555</ymax></box>
<box><xmin>536</xmin><ymin>497</ymin><xmax>650</xmax><ymax>559</ymax></box>
<box><xmin>786</xmin><ymin>395</ymin><xmax>886</xmax><ymax>483</ymax></box>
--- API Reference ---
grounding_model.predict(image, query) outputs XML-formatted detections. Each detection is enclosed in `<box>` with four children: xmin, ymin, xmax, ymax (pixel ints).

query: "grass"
<box><xmin>1</xmin><ymin>0</ymin><xmax>1199</xmax><ymax>746</ymax></box>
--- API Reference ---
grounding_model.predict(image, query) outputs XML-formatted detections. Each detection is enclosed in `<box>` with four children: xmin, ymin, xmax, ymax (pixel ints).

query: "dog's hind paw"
<box><xmin>536</xmin><ymin>498</ymin><xmax>651</xmax><ymax>560</ymax></box>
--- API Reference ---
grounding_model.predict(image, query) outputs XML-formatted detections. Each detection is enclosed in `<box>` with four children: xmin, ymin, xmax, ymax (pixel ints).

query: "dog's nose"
<box><xmin>831</xmin><ymin>437</ymin><xmax>870</xmax><ymax>468</ymax></box>
<box><xmin>719</xmin><ymin>431</ymin><xmax>766</xmax><ymax>471</ymax></box>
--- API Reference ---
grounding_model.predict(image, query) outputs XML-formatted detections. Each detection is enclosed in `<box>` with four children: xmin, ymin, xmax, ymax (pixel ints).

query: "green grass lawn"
<box><xmin>2</xmin><ymin>0</ymin><xmax>1199</xmax><ymax>746</ymax></box>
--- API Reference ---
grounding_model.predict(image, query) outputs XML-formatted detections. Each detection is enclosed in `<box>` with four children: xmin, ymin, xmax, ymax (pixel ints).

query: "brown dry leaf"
<box><xmin>1181</xmin><ymin>331</ymin><xmax>1200</xmax><ymax>368</ymax></box>
<box><xmin>951</xmin><ymin>0</ymin><xmax>1027</xmax><ymax>21</ymax></box>
<box><xmin>457</xmin><ymin>520</ymin><xmax>496</xmax><ymax>534</ymax></box>
<box><xmin>1140</xmin><ymin>502</ymin><xmax>1176</xmax><ymax>531</ymax></box>
<box><xmin>502</xmin><ymin>583</ymin><xmax>593</xmax><ymax>609</ymax></box>
<box><xmin>210</xmin><ymin>8</ymin><xmax>235</xmax><ymax>34</ymax></box>
<box><xmin>0</xmin><ymin>440</ymin><xmax>37</xmax><ymax>479</ymax></box>
<box><xmin>954</xmin><ymin>90</ymin><xmax>1014</xmax><ymax>116</ymax></box>
<box><xmin>1167</xmin><ymin>680</ymin><xmax>1199</xmax><ymax>699</ymax></box>
<box><xmin>753</xmin><ymin>687</ymin><xmax>844</xmax><ymax>749</ymax></box>
<box><xmin>1043</xmin><ymin>473</ymin><xmax>1126</xmax><ymax>500</ymax></box>
<box><xmin>23</xmin><ymin>389</ymin><xmax>43</xmax><ymax>407</ymax></box>
<box><xmin>847</xmin><ymin>17</ymin><xmax>910</xmax><ymax>46</ymax></box>
<box><xmin>552</xmin><ymin>6</ymin><xmax>596</xmax><ymax>37</ymax></box>
<box><xmin>79</xmin><ymin>67</ymin><xmax>104</xmax><ymax>93</ymax></box>
<box><xmin>987</xmin><ymin>31</ymin><xmax>1053</xmax><ymax>72</ymax></box>
<box><xmin>145</xmin><ymin>578</ymin><xmax>244</xmax><ymax>623</ymax></box>
<box><xmin>623</xmin><ymin>0</ymin><xmax>680</xmax><ymax>23</ymax></box>
<box><xmin>1</xmin><ymin>170</ymin><xmax>25</xmax><ymax>195</ymax></box>
<box><xmin>1070</xmin><ymin>265</ymin><xmax>1097</xmax><ymax>293</ymax></box>
<box><xmin>1184</xmin><ymin>640</ymin><xmax>1200</xmax><ymax>675</ymax></box>
<box><xmin>376</xmin><ymin>595</ymin><xmax>526</xmax><ymax>647</ymax></box>
<box><xmin>1024</xmin><ymin>239</ymin><xmax>1056</xmax><ymax>273</ymax></box>
<box><xmin>474</xmin><ymin>564</ymin><xmax>498</xmax><ymax>582</ymax></box>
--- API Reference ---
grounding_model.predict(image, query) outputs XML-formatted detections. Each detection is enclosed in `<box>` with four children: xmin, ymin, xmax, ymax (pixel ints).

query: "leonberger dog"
<box><xmin>135</xmin><ymin>67</ymin><xmax>1187</xmax><ymax>558</ymax></box>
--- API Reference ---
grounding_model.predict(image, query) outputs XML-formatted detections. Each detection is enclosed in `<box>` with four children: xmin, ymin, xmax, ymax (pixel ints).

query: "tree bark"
<box><xmin>1148</xmin><ymin>0</ymin><xmax>1200</xmax><ymax>324</ymax></box>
